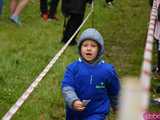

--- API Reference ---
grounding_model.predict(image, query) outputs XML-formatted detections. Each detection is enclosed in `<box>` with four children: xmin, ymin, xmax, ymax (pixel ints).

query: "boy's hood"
<box><xmin>77</xmin><ymin>28</ymin><xmax>105</xmax><ymax>62</ymax></box>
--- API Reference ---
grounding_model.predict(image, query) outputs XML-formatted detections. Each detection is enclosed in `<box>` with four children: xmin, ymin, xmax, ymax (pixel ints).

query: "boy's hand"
<box><xmin>72</xmin><ymin>100</ymin><xmax>86</xmax><ymax>112</ymax></box>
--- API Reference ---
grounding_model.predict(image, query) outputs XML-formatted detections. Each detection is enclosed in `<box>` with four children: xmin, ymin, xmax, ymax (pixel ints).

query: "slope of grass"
<box><xmin>0</xmin><ymin>0</ymin><xmax>157</xmax><ymax>120</ymax></box>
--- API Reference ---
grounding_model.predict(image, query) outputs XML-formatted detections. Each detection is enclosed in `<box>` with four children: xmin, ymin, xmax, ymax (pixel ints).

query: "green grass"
<box><xmin>0</xmin><ymin>0</ymin><xmax>159</xmax><ymax>120</ymax></box>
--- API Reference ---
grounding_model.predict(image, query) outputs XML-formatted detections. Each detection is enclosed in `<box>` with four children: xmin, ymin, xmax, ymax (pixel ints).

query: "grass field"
<box><xmin>0</xmin><ymin>0</ymin><xmax>159</xmax><ymax>120</ymax></box>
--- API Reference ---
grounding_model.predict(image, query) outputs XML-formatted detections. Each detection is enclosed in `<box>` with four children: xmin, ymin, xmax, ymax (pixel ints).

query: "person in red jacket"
<box><xmin>40</xmin><ymin>0</ymin><xmax>59</xmax><ymax>21</ymax></box>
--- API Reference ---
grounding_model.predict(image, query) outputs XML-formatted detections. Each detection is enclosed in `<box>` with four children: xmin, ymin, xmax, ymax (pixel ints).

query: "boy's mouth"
<box><xmin>86</xmin><ymin>53</ymin><xmax>92</xmax><ymax>56</ymax></box>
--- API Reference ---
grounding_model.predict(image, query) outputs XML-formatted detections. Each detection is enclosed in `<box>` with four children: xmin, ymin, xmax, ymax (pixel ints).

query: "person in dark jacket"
<box><xmin>61</xmin><ymin>0</ymin><xmax>92</xmax><ymax>45</ymax></box>
<box><xmin>0</xmin><ymin>0</ymin><xmax>3</xmax><ymax>16</ymax></box>
<box><xmin>61</xmin><ymin>28</ymin><xmax>120</xmax><ymax>120</ymax></box>
<box><xmin>40</xmin><ymin>0</ymin><xmax>59</xmax><ymax>21</ymax></box>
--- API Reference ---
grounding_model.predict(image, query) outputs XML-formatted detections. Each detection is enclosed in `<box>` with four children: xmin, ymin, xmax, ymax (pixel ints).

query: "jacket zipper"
<box><xmin>90</xmin><ymin>75</ymin><xmax>93</xmax><ymax>85</ymax></box>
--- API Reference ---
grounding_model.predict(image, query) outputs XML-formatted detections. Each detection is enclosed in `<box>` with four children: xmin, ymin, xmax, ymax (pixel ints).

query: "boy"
<box><xmin>61</xmin><ymin>28</ymin><xmax>120</xmax><ymax>120</ymax></box>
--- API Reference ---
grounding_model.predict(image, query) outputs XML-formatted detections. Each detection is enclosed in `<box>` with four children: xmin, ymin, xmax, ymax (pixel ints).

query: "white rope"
<box><xmin>1</xmin><ymin>3</ymin><xmax>94</xmax><ymax>120</ymax></box>
<box><xmin>139</xmin><ymin>0</ymin><xmax>157</xmax><ymax>119</ymax></box>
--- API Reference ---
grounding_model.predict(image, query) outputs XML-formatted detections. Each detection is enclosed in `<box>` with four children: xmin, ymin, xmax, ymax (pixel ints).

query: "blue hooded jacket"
<box><xmin>61</xmin><ymin>28</ymin><xmax>120</xmax><ymax>120</ymax></box>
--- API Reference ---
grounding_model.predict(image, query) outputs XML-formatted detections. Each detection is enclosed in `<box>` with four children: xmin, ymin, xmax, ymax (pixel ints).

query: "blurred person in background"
<box><xmin>10</xmin><ymin>0</ymin><xmax>29</xmax><ymax>25</ymax></box>
<box><xmin>40</xmin><ymin>0</ymin><xmax>59</xmax><ymax>21</ymax></box>
<box><xmin>0</xmin><ymin>0</ymin><xmax>3</xmax><ymax>16</ymax></box>
<box><xmin>61</xmin><ymin>0</ymin><xmax>92</xmax><ymax>45</ymax></box>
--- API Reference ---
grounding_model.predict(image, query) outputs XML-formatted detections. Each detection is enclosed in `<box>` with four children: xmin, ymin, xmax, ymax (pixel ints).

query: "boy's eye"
<box><xmin>82</xmin><ymin>44</ymin><xmax>89</xmax><ymax>47</ymax></box>
<box><xmin>82</xmin><ymin>44</ymin><xmax>97</xmax><ymax>47</ymax></box>
<box><xmin>91</xmin><ymin>44</ymin><xmax>97</xmax><ymax>47</ymax></box>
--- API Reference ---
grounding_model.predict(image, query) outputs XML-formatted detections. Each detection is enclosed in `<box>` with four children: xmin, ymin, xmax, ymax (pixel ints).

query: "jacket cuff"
<box><xmin>62</xmin><ymin>86</ymin><xmax>79</xmax><ymax>108</ymax></box>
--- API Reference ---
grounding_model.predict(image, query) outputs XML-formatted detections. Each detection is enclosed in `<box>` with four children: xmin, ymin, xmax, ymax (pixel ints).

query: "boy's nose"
<box><xmin>87</xmin><ymin>47</ymin><xmax>91</xmax><ymax>50</ymax></box>
<box><xmin>86</xmin><ymin>45</ymin><xmax>92</xmax><ymax>49</ymax></box>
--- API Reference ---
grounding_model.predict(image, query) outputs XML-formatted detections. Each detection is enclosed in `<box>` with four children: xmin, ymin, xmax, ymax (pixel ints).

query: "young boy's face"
<box><xmin>80</xmin><ymin>40</ymin><xmax>99</xmax><ymax>63</ymax></box>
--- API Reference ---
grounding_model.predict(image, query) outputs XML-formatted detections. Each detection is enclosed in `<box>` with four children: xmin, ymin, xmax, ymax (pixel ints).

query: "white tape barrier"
<box><xmin>117</xmin><ymin>1</ymin><xmax>157</xmax><ymax>120</ymax></box>
<box><xmin>1</xmin><ymin>3</ymin><xmax>94</xmax><ymax>120</ymax></box>
<box><xmin>118</xmin><ymin>77</ymin><xmax>142</xmax><ymax>120</ymax></box>
<box><xmin>139</xmin><ymin>0</ymin><xmax>157</xmax><ymax>118</ymax></box>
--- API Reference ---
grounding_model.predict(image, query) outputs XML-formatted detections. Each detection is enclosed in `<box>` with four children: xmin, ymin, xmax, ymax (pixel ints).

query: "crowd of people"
<box><xmin>0</xmin><ymin>0</ymin><xmax>114</xmax><ymax>46</ymax></box>
<box><xmin>0</xmin><ymin>0</ymin><xmax>60</xmax><ymax>24</ymax></box>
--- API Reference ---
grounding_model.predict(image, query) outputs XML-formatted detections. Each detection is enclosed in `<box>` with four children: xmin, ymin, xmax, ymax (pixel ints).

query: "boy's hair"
<box><xmin>77</xmin><ymin>28</ymin><xmax>105</xmax><ymax>62</ymax></box>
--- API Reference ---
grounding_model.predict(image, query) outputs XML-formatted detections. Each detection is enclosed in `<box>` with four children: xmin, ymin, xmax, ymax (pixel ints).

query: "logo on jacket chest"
<box><xmin>95</xmin><ymin>82</ymin><xmax>105</xmax><ymax>89</ymax></box>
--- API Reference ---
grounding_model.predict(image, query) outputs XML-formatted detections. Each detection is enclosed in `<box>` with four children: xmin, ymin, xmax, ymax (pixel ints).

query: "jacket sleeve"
<box><xmin>61</xmin><ymin>64</ymin><xmax>79</xmax><ymax>109</ymax></box>
<box><xmin>107</xmin><ymin>65</ymin><xmax>121</xmax><ymax>111</ymax></box>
